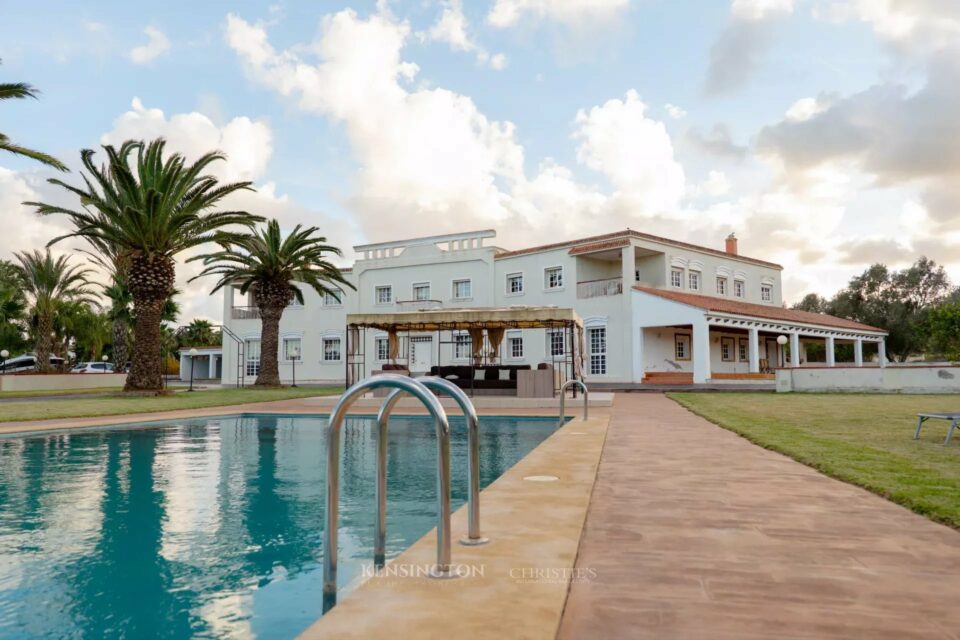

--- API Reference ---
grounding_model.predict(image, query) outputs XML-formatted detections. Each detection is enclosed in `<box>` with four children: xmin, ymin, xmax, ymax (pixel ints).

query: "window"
<box><xmin>412</xmin><ymin>282</ymin><xmax>431</xmax><ymax>301</ymax></box>
<box><xmin>761</xmin><ymin>284</ymin><xmax>772</xmax><ymax>302</ymax></box>
<box><xmin>721</xmin><ymin>337</ymin><xmax>734</xmax><ymax>362</ymax></box>
<box><xmin>547</xmin><ymin>330</ymin><xmax>566</xmax><ymax>357</ymax></box>
<box><xmin>323</xmin><ymin>337</ymin><xmax>341</xmax><ymax>362</ymax></box>
<box><xmin>283</xmin><ymin>337</ymin><xmax>302</xmax><ymax>361</ymax></box>
<box><xmin>734</xmin><ymin>279</ymin><xmax>745</xmax><ymax>298</ymax></box>
<box><xmin>738</xmin><ymin>338</ymin><xmax>748</xmax><ymax>362</ymax></box>
<box><xmin>323</xmin><ymin>289</ymin><xmax>342</xmax><ymax>305</ymax></box>
<box><xmin>544</xmin><ymin>266</ymin><xmax>563</xmax><ymax>290</ymax></box>
<box><xmin>588</xmin><ymin>327</ymin><xmax>607</xmax><ymax>375</ymax></box>
<box><xmin>506</xmin><ymin>273</ymin><xmax>524</xmax><ymax>295</ymax></box>
<box><xmin>452</xmin><ymin>279</ymin><xmax>472</xmax><ymax>300</ymax></box>
<box><xmin>635</xmin><ymin>268</ymin><xmax>642</xmax><ymax>282</ymax></box>
<box><xmin>688</xmin><ymin>270</ymin><xmax>701</xmax><ymax>291</ymax></box>
<box><xmin>375</xmin><ymin>336</ymin><xmax>389</xmax><ymax>361</ymax></box>
<box><xmin>716</xmin><ymin>277</ymin><xmax>727</xmax><ymax>296</ymax></box>
<box><xmin>375</xmin><ymin>285</ymin><xmax>392</xmax><ymax>305</ymax></box>
<box><xmin>674</xmin><ymin>334</ymin><xmax>690</xmax><ymax>361</ymax></box>
<box><xmin>454</xmin><ymin>332</ymin><xmax>472</xmax><ymax>359</ymax></box>
<box><xmin>670</xmin><ymin>268</ymin><xmax>683</xmax><ymax>288</ymax></box>
<box><xmin>245</xmin><ymin>339</ymin><xmax>261</xmax><ymax>376</ymax></box>
<box><xmin>507</xmin><ymin>332</ymin><xmax>523</xmax><ymax>359</ymax></box>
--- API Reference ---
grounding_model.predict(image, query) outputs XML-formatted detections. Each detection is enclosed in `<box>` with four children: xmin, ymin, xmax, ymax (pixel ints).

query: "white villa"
<box><xmin>218</xmin><ymin>229</ymin><xmax>887</xmax><ymax>388</ymax></box>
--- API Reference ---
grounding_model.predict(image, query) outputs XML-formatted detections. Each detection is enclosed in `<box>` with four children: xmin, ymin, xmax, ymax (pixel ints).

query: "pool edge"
<box><xmin>298</xmin><ymin>412</ymin><xmax>610</xmax><ymax>640</ymax></box>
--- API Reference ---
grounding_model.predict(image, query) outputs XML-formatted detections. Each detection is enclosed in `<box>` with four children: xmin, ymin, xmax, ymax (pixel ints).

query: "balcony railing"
<box><xmin>396</xmin><ymin>299</ymin><xmax>443</xmax><ymax>311</ymax></box>
<box><xmin>231</xmin><ymin>306</ymin><xmax>261</xmax><ymax>320</ymax></box>
<box><xmin>576</xmin><ymin>277</ymin><xmax>623</xmax><ymax>299</ymax></box>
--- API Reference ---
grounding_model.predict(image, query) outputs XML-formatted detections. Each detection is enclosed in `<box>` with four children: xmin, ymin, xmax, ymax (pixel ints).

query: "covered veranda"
<box><xmin>633</xmin><ymin>287</ymin><xmax>887</xmax><ymax>384</ymax></box>
<box><xmin>344</xmin><ymin>307</ymin><xmax>584</xmax><ymax>396</ymax></box>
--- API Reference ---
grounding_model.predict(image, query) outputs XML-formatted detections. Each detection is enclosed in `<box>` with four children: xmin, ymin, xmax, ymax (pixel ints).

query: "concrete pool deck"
<box><xmin>558</xmin><ymin>394</ymin><xmax>960</xmax><ymax>640</ymax></box>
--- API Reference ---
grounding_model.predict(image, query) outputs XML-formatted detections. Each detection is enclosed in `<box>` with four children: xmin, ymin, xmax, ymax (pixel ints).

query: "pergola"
<box><xmin>345</xmin><ymin>306</ymin><xmax>584</xmax><ymax>392</ymax></box>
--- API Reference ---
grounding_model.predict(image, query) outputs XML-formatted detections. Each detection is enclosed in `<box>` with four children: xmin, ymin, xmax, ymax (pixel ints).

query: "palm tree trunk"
<box><xmin>35</xmin><ymin>314</ymin><xmax>53</xmax><ymax>373</ymax></box>
<box><xmin>255</xmin><ymin>306</ymin><xmax>283</xmax><ymax>386</ymax></box>
<box><xmin>126</xmin><ymin>298</ymin><xmax>164</xmax><ymax>391</ymax></box>
<box><xmin>112</xmin><ymin>319</ymin><xmax>129</xmax><ymax>370</ymax></box>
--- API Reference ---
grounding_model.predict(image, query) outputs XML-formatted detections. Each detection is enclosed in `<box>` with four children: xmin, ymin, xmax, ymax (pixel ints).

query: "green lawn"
<box><xmin>669</xmin><ymin>393</ymin><xmax>960</xmax><ymax>529</ymax></box>
<box><xmin>0</xmin><ymin>386</ymin><xmax>342</xmax><ymax>424</ymax></box>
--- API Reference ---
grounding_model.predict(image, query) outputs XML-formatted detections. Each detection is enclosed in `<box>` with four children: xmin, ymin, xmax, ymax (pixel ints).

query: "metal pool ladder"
<box><xmin>323</xmin><ymin>373</ymin><xmax>483</xmax><ymax>610</ymax></box>
<box><xmin>378</xmin><ymin>376</ymin><xmax>488</xmax><ymax>556</ymax></box>
<box><xmin>558</xmin><ymin>379</ymin><xmax>589</xmax><ymax>427</ymax></box>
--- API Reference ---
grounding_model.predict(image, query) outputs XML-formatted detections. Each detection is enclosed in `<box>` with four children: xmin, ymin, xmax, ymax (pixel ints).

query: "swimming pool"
<box><xmin>0</xmin><ymin>413</ymin><xmax>558</xmax><ymax>639</ymax></box>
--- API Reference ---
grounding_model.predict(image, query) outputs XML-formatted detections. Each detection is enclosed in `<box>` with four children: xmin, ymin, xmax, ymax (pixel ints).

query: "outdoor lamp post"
<box><xmin>101</xmin><ymin>354</ymin><xmax>108</xmax><ymax>373</ymax></box>
<box><xmin>776</xmin><ymin>335</ymin><xmax>788</xmax><ymax>368</ymax></box>
<box><xmin>188</xmin><ymin>348</ymin><xmax>198</xmax><ymax>392</ymax></box>
<box><xmin>0</xmin><ymin>349</ymin><xmax>8</xmax><ymax>374</ymax></box>
<box><xmin>291</xmin><ymin>347</ymin><xmax>300</xmax><ymax>388</ymax></box>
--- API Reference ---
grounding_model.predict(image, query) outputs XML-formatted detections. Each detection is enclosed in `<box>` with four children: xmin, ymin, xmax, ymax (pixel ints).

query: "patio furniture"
<box><xmin>913</xmin><ymin>412</ymin><xmax>960</xmax><ymax>445</ymax></box>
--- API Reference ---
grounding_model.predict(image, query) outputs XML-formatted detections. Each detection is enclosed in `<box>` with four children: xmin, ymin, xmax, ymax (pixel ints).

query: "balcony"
<box><xmin>396</xmin><ymin>299</ymin><xmax>443</xmax><ymax>312</ymax></box>
<box><xmin>576</xmin><ymin>277</ymin><xmax>623</xmax><ymax>299</ymax></box>
<box><xmin>231</xmin><ymin>306</ymin><xmax>261</xmax><ymax>320</ymax></box>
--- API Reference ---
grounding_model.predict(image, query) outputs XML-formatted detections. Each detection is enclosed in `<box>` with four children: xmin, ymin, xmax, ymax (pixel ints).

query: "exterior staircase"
<box><xmin>641</xmin><ymin>371</ymin><xmax>694</xmax><ymax>385</ymax></box>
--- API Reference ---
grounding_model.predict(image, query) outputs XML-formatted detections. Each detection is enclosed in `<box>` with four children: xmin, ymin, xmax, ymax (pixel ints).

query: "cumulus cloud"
<box><xmin>424</xmin><ymin>0</ymin><xmax>508</xmax><ymax>69</ymax></box>
<box><xmin>129</xmin><ymin>26</ymin><xmax>170</xmax><ymax>64</ymax></box>
<box><xmin>704</xmin><ymin>0</ymin><xmax>795</xmax><ymax>95</ymax></box>
<box><xmin>686</xmin><ymin>123</ymin><xmax>748</xmax><ymax>160</ymax></box>
<box><xmin>837</xmin><ymin>237</ymin><xmax>915</xmax><ymax>265</ymax></box>
<box><xmin>665</xmin><ymin>103</ymin><xmax>687</xmax><ymax>119</ymax></box>
<box><xmin>225</xmin><ymin>10</ymin><xmax>684</xmax><ymax>245</ymax></box>
<box><xmin>487</xmin><ymin>0</ymin><xmax>631</xmax><ymax>29</ymax></box>
<box><xmin>814</xmin><ymin>0</ymin><xmax>960</xmax><ymax>54</ymax></box>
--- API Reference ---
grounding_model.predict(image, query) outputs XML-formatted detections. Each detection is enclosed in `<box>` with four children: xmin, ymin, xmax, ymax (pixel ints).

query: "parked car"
<box><xmin>1</xmin><ymin>354</ymin><xmax>66</xmax><ymax>374</ymax></box>
<box><xmin>70</xmin><ymin>362</ymin><xmax>115</xmax><ymax>374</ymax></box>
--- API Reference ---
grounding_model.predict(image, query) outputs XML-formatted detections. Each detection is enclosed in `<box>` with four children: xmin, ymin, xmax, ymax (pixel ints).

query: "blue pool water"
<box><xmin>0</xmin><ymin>414</ymin><xmax>558</xmax><ymax>639</ymax></box>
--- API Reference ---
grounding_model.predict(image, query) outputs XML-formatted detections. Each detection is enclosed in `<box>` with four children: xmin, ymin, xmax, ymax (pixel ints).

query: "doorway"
<box><xmin>410</xmin><ymin>336</ymin><xmax>433</xmax><ymax>373</ymax></box>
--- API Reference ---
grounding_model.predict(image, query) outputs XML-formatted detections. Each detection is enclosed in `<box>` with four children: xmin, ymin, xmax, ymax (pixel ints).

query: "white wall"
<box><xmin>777</xmin><ymin>367</ymin><xmax>960</xmax><ymax>393</ymax></box>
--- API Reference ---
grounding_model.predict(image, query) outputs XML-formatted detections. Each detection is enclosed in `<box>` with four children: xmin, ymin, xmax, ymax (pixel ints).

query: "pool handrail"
<box><xmin>558</xmin><ymin>379</ymin><xmax>589</xmax><ymax>427</ymax></box>
<box><xmin>323</xmin><ymin>374</ymin><xmax>452</xmax><ymax>606</ymax></box>
<box><xmin>377</xmin><ymin>376</ymin><xmax>487</xmax><ymax>560</ymax></box>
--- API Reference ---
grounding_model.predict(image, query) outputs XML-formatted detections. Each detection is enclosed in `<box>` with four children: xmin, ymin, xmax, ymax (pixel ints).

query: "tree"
<box><xmin>0</xmin><ymin>260</ymin><xmax>28</xmax><ymax>355</ymax></box>
<box><xmin>191</xmin><ymin>219</ymin><xmax>353</xmax><ymax>386</ymax></box>
<box><xmin>26</xmin><ymin>139</ymin><xmax>261</xmax><ymax>391</ymax></box>
<box><xmin>791</xmin><ymin>293</ymin><xmax>829</xmax><ymax>313</ymax></box>
<box><xmin>178</xmin><ymin>319</ymin><xmax>220</xmax><ymax>348</ymax></box>
<box><xmin>14</xmin><ymin>250</ymin><xmax>96</xmax><ymax>372</ymax></box>
<box><xmin>1</xmin><ymin>61</ymin><xmax>67</xmax><ymax>170</ymax></box>
<box><xmin>54</xmin><ymin>301</ymin><xmax>110</xmax><ymax>363</ymax></box>
<box><xmin>827</xmin><ymin>258</ymin><xmax>953</xmax><ymax>362</ymax></box>
<box><xmin>923</xmin><ymin>301</ymin><xmax>960</xmax><ymax>361</ymax></box>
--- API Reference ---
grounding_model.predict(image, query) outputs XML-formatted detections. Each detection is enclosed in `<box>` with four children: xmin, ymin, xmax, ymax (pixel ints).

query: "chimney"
<box><xmin>725</xmin><ymin>233</ymin><xmax>738</xmax><ymax>256</ymax></box>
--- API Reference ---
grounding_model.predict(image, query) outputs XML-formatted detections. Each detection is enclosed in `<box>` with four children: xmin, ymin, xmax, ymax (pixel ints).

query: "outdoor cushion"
<box><xmin>474</xmin><ymin>369</ymin><xmax>486</xmax><ymax>381</ymax></box>
<box><xmin>498</xmin><ymin>369</ymin><xmax>511</xmax><ymax>381</ymax></box>
<box><xmin>445</xmin><ymin>374</ymin><xmax>458</xmax><ymax>380</ymax></box>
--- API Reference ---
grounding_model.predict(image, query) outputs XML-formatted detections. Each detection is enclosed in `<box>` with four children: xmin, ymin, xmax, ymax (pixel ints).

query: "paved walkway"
<box><xmin>558</xmin><ymin>394</ymin><xmax>960</xmax><ymax>640</ymax></box>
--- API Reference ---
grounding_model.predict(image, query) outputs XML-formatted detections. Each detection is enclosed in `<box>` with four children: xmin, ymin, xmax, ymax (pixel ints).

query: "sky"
<box><xmin>2</xmin><ymin>0</ymin><xmax>959</xmax><ymax>323</ymax></box>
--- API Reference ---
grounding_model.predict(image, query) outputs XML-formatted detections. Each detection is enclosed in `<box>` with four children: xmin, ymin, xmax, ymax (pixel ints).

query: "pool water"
<box><xmin>0</xmin><ymin>414</ymin><xmax>557</xmax><ymax>639</ymax></box>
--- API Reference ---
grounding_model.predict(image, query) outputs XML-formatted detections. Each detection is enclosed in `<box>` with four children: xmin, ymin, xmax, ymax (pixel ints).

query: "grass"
<box><xmin>669</xmin><ymin>392</ymin><xmax>960</xmax><ymax>529</ymax></box>
<box><xmin>0</xmin><ymin>386</ymin><xmax>342</xmax><ymax>424</ymax></box>
<box><xmin>0</xmin><ymin>387</ymin><xmax>124</xmax><ymax>398</ymax></box>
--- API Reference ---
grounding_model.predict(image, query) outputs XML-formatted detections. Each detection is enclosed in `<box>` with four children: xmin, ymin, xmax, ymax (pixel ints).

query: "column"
<box><xmin>854</xmin><ymin>338</ymin><xmax>864</xmax><ymax>367</ymax></box>
<box><xmin>209</xmin><ymin>355</ymin><xmax>217</xmax><ymax>379</ymax></box>
<box><xmin>179</xmin><ymin>353</ymin><xmax>189</xmax><ymax>382</ymax></box>
<box><xmin>692</xmin><ymin>319</ymin><xmax>711</xmax><ymax>383</ymax></box>
<box><xmin>878</xmin><ymin>339</ymin><xmax>887</xmax><ymax>368</ymax></box>
<box><xmin>621</xmin><ymin>242</ymin><xmax>637</xmax><ymax>381</ymax></box>
<box><xmin>825</xmin><ymin>335</ymin><xmax>836</xmax><ymax>367</ymax></box>
<box><xmin>789</xmin><ymin>332</ymin><xmax>801</xmax><ymax>368</ymax></box>
<box><xmin>748</xmin><ymin>327</ymin><xmax>760</xmax><ymax>373</ymax></box>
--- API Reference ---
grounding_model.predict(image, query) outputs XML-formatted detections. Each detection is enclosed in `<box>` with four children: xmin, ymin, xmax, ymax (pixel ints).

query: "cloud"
<box><xmin>573</xmin><ymin>90</ymin><xmax>685</xmax><ymax>211</ymax></box>
<box><xmin>424</xmin><ymin>0</ymin><xmax>508</xmax><ymax>69</ymax></box>
<box><xmin>665</xmin><ymin>103</ymin><xmax>687</xmax><ymax>119</ymax></box>
<box><xmin>685</xmin><ymin>124</ymin><xmax>748</xmax><ymax>160</ymax></box>
<box><xmin>129</xmin><ymin>26</ymin><xmax>170</xmax><ymax>64</ymax></box>
<box><xmin>487</xmin><ymin>0</ymin><xmax>631</xmax><ymax>29</ymax></box>
<box><xmin>837</xmin><ymin>237</ymin><xmax>915</xmax><ymax>265</ymax></box>
<box><xmin>704</xmin><ymin>0</ymin><xmax>795</xmax><ymax>95</ymax></box>
<box><xmin>813</xmin><ymin>0</ymin><xmax>960</xmax><ymax>55</ymax></box>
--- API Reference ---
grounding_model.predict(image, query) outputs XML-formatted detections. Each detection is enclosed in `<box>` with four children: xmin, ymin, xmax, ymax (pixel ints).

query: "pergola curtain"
<box><xmin>468</xmin><ymin>328</ymin><xmax>485</xmax><ymax>366</ymax></box>
<box><xmin>388</xmin><ymin>329</ymin><xmax>400</xmax><ymax>363</ymax></box>
<box><xmin>486</xmin><ymin>327</ymin><xmax>505</xmax><ymax>360</ymax></box>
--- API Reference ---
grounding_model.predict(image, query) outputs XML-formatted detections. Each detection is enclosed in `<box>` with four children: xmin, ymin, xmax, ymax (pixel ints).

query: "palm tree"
<box><xmin>179</xmin><ymin>318</ymin><xmax>220</xmax><ymax>347</ymax></box>
<box><xmin>191</xmin><ymin>219</ymin><xmax>353</xmax><ymax>386</ymax></box>
<box><xmin>0</xmin><ymin>259</ymin><xmax>28</xmax><ymax>354</ymax></box>
<box><xmin>26</xmin><ymin>138</ymin><xmax>261</xmax><ymax>391</ymax></box>
<box><xmin>14</xmin><ymin>250</ymin><xmax>96</xmax><ymax>372</ymax></box>
<box><xmin>1</xmin><ymin>61</ymin><xmax>67</xmax><ymax>171</ymax></box>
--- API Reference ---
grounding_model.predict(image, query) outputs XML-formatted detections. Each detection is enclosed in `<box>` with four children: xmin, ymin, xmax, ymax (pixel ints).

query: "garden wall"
<box><xmin>776</xmin><ymin>366</ymin><xmax>960</xmax><ymax>394</ymax></box>
<box><xmin>0</xmin><ymin>373</ymin><xmax>127</xmax><ymax>392</ymax></box>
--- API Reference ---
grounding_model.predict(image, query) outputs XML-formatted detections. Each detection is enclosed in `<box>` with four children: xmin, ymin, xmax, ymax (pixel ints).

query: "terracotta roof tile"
<box><xmin>633</xmin><ymin>286</ymin><xmax>886</xmax><ymax>333</ymax></box>
<box><xmin>494</xmin><ymin>229</ymin><xmax>782</xmax><ymax>269</ymax></box>
<box><xmin>568</xmin><ymin>239</ymin><xmax>631</xmax><ymax>255</ymax></box>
